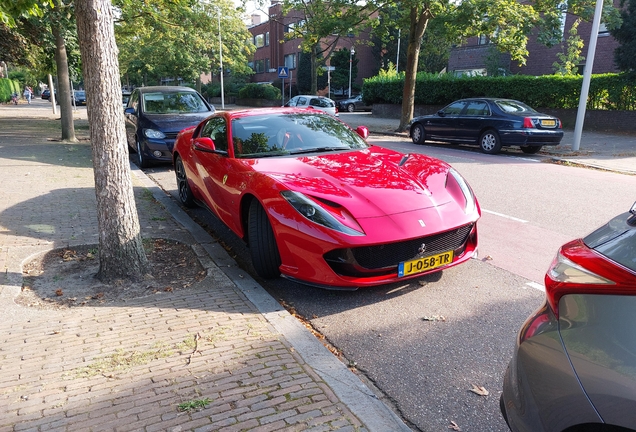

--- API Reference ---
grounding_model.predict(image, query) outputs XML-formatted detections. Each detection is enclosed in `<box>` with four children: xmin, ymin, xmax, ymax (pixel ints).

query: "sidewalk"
<box><xmin>0</xmin><ymin>100</ymin><xmax>409</xmax><ymax>431</ymax></box>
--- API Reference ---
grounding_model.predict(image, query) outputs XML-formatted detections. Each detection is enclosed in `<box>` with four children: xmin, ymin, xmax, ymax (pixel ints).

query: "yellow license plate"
<box><xmin>398</xmin><ymin>251</ymin><xmax>454</xmax><ymax>277</ymax></box>
<box><xmin>541</xmin><ymin>119</ymin><xmax>556</xmax><ymax>127</ymax></box>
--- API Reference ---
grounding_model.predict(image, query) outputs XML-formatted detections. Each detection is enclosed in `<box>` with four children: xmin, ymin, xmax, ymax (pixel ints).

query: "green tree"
<box><xmin>298</xmin><ymin>50</ymin><xmax>328</xmax><ymax>94</ymax></box>
<box><xmin>391</xmin><ymin>0</ymin><xmax>621</xmax><ymax>130</ymax></box>
<box><xmin>553</xmin><ymin>18</ymin><xmax>585</xmax><ymax>75</ymax></box>
<box><xmin>329</xmin><ymin>48</ymin><xmax>358</xmax><ymax>95</ymax></box>
<box><xmin>612</xmin><ymin>0</ymin><xmax>636</xmax><ymax>73</ymax></box>
<box><xmin>282</xmin><ymin>0</ymin><xmax>381</xmax><ymax>94</ymax></box>
<box><xmin>114</xmin><ymin>0</ymin><xmax>254</xmax><ymax>87</ymax></box>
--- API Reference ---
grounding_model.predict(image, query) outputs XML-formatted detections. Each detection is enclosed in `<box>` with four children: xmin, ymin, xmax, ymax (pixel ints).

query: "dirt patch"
<box><xmin>17</xmin><ymin>239</ymin><xmax>206</xmax><ymax>309</ymax></box>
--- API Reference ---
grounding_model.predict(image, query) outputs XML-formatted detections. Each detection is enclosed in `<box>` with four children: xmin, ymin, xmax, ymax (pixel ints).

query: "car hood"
<box><xmin>143</xmin><ymin>112</ymin><xmax>212</xmax><ymax>133</ymax></box>
<box><xmin>256</xmin><ymin>146</ymin><xmax>460</xmax><ymax>219</ymax></box>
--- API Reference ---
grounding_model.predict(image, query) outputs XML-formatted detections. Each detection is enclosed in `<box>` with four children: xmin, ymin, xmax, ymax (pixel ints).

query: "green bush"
<box><xmin>0</xmin><ymin>78</ymin><xmax>20</xmax><ymax>102</ymax></box>
<box><xmin>362</xmin><ymin>73</ymin><xmax>636</xmax><ymax>110</ymax></box>
<box><xmin>238</xmin><ymin>83</ymin><xmax>281</xmax><ymax>100</ymax></box>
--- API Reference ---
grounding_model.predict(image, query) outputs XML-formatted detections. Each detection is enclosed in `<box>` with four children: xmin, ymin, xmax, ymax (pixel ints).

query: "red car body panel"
<box><xmin>173</xmin><ymin>108</ymin><xmax>480</xmax><ymax>288</ymax></box>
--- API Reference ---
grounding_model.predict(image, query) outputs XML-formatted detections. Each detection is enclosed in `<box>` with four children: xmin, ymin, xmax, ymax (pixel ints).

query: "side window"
<box><xmin>464</xmin><ymin>101</ymin><xmax>489</xmax><ymax>116</ymax></box>
<box><xmin>200</xmin><ymin>117</ymin><xmax>228</xmax><ymax>153</ymax></box>
<box><xmin>288</xmin><ymin>97</ymin><xmax>297</xmax><ymax>107</ymax></box>
<box><xmin>443</xmin><ymin>101</ymin><xmax>466</xmax><ymax>115</ymax></box>
<box><xmin>297</xmin><ymin>97</ymin><xmax>307</xmax><ymax>106</ymax></box>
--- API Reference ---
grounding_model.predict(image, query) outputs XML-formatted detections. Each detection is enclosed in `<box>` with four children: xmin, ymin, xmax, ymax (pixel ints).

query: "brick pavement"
<box><xmin>0</xmin><ymin>102</ymin><xmax>380</xmax><ymax>431</ymax></box>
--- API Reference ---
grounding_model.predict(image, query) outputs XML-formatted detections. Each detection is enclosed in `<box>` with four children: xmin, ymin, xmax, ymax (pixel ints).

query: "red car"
<box><xmin>172</xmin><ymin>107</ymin><xmax>480</xmax><ymax>288</ymax></box>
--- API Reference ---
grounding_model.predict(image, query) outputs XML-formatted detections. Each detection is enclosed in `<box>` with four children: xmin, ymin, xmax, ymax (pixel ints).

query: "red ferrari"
<box><xmin>172</xmin><ymin>107</ymin><xmax>480</xmax><ymax>288</ymax></box>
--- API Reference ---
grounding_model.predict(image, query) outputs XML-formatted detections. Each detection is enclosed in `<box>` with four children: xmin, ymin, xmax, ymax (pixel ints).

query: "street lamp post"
<box><xmin>348</xmin><ymin>46</ymin><xmax>355</xmax><ymax>98</ymax></box>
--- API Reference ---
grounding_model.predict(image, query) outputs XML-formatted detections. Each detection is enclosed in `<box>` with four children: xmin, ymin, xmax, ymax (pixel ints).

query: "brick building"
<box><xmin>245</xmin><ymin>1</ymin><xmax>378</xmax><ymax>96</ymax></box>
<box><xmin>448</xmin><ymin>12</ymin><xmax>620</xmax><ymax>76</ymax></box>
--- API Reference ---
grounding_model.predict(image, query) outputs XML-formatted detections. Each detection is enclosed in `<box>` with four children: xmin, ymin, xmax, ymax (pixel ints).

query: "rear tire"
<box><xmin>347</xmin><ymin>104</ymin><xmax>355</xmax><ymax>112</ymax></box>
<box><xmin>411</xmin><ymin>123</ymin><xmax>426</xmax><ymax>145</ymax></box>
<box><xmin>521</xmin><ymin>145</ymin><xmax>542</xmax><ymax>154</ymax></box>
<box><xmin>479</xmin><ymin>130</ymin><xmax>502</xmax><ymax>154</ymax></box>
<box><xmin>175</xmin><ymin>156</ymin><xmax>196</xmax><ymax>208</ymax></box>
<box><xmin>248</xmin><ymin>200</ymin><xmax>281</xmax><ymax>279</ymax></box>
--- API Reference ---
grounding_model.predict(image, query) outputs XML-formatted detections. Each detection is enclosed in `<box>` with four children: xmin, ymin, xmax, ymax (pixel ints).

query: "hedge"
<box><xmin>0</xmin><ymin>78</ymin><xmax>21</xmax><ymax>103</ymax></box>
<box><xmin>238</xmin><ymin>83</ymin><xmax>281</xmax><ymax>100</ymax></box>
<box><xmin>362</xmin><ymin>73</ymin><xmax>636</xmax><ymax>111</ymax></box>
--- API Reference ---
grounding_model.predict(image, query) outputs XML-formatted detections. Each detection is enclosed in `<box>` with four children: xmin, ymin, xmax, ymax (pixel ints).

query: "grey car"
<box><xmin>501</xmin><ymin>201</ymin><xmax>636</xmax><ymax>432</ymax></box>
<box><xmin>337</xmin><ymin>94</ymin><xmax>372</xmax><ymax>112</ymax></box>
<box><xmin>124</xmin><ymin>86</ymin><xmax>214</xmax><ymax>168</ymax></box>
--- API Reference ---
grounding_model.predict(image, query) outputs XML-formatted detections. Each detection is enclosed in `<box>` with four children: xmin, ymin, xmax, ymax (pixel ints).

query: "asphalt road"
<box><xmin>141</xmin><ymin>132</ymin><xmax>636</xmax><ymax>431</ymax></box>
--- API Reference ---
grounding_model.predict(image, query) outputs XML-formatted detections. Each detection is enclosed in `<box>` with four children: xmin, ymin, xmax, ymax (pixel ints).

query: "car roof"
<box><xmin>293</xmin><ymin>95</ymin><xmax>330</xmax><ymax>99</ymax></box>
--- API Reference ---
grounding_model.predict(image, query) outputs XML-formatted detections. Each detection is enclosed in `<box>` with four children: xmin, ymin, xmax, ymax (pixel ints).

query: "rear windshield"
<box><xmin>495</xmin><ymin>100</ymin><xmax>537</xmax><ymax>114</ymax></box>
<box><xmin>142</xmin><ymin>91</ymin><xmax>209</xmax><ymax>114</ymax></box>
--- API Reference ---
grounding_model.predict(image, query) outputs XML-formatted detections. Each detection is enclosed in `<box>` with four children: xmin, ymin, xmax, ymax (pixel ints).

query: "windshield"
<box><xmin>231</xmin><ymin>113</ymin><xmax>368</xmax><ymax>158</ymax></box>
<box><xmin>142</xmin><ymin>91</ymin><xmax>209</xmax><ymax>114</ymax></box>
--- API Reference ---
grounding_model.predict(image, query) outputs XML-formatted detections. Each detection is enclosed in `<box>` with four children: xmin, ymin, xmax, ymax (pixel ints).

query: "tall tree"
<box><xmin>113</xmin><ymin>0</ymin><xmax>254</xmax><ymax>87</ymax></box>
<box><xmin>612</xmin><ymin>0</ymin><xmax>636</xmax><ymax>72</ymax></box>
<box><xmin>392</xmin><ymin>0</ymin><xmax>621</xmax><ymax>131</ymax></box>
<box><xmin>51</xmin><ymin>0</ymin><xmax>76</xmax><ymax>142</ymax></box>
<box><xmin>330</xmin><ymin>47</ymin><xmax>358</xmax><ymax>95</ymax></box>
<box><xmin>75</xmin><ymin>0</ymin><xmax>149</xmax><ymax>282</ymax></box>
<box><xmin>282</xmin><ymin>0</ymin><xmax>383</xmax><ymax>94</ymax></box>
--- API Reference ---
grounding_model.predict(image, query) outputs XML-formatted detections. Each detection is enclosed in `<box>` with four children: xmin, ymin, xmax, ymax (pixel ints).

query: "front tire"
<box><xmin>411</xmin><ymin>123</ymin><xmax>426</xmax><ymax>144</ymax></box>
<box><xmin>136</xmin><ymin>138</ymin><xmax>150</xmax><ymax>168</ymax></box>
<box><xmin>347</xmin><ymin>104</ymin><xmax>355</xmax><ymax>112</ymax></box>
<box><xmin>175</xmin><ymin>156</ymin><xmax>196</xmax><ymax>208</ymax></box>
<box><xmin>479</xmin><ymin>130</ymin><xmax>502</xmax><ymax>154</ymax></box>
<box><xmin>521</xmin><ymin>145</ymin><xmax>542</xmax><ymax>154</ymax></box>
<box><xmin>248</xmin><ymin>200</ymin><xmax>281</xmax><ymax>279</ymax></box>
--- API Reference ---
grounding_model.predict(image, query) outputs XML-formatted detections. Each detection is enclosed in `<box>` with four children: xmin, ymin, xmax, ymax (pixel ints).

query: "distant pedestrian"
<box><xmin>23</xmin><ymin>86</ymin><xmax>32</xmax><ymax>104</ymax></box>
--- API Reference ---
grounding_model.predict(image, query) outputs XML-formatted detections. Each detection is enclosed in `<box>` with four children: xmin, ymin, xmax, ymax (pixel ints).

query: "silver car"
<box><xmin>285</xmin><ymin>95</ymin><xmax>338</xmax><ymax>117</ymax></box>
<box><xmin>501</xmin><ymin>201</ymin><xmax>636</xmax><ymax>431</ymax></box>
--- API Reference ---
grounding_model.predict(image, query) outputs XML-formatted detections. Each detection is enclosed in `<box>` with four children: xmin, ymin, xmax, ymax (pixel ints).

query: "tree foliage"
<box><xmin>113</xmin><ymin>0</ymin><xmax>254</xmax><ymax>87</ymax></box>
<box><xmin>282</xmin><ymin>0</ymin><xmax>382</xmax><ymax>94</ymax></box>
<box><xmin>329</xmin><ymin>47</ymin><xmax>357</xmax><ymax>94</ymax></box>
<box><xmin>611</xmin><ymin>0</ymin><xmax>636</xmax><ymax>73</ymax></box>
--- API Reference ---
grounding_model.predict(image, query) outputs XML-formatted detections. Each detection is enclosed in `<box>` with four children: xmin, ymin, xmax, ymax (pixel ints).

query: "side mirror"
<box><xmin>355</xmin><ymin>126</ymin><xmax>369</xmax><ymax>139</ymax></box>
<box><xmin>193</xmin><ymin>137</ymin><xmax>216</xmax><ymax>152</ymax></box>
<box><xmin>124</xmin><ymin>107</ymin><xmax>136</xmax><ymax>115</ymax></box>
<box><xmin>437</xmin><ymin>110</ymin><xmax>445</xmax><ymax>117</ymax></box>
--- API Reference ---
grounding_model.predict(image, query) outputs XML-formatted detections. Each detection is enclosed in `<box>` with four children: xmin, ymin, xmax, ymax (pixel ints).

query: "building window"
<box><xmin>478</xmin><ymin>34</ymin><xmax>488</xmax><ymax>45</ymax></box>
<box><xmin>265</xmin><ymin>58</ymin><xmax>270</xmax><ymax>71</ymax></box>
<box><xmin>265</xmin><ymin>32</ymin><xmax>270</xmax><ymax>46</ymax></box>
<box><xmin>284</xmin><ymin>53</ymin><xmax>296</xmax><ymax>69</ymax></box>
<box><xmin>254</xmin><ymin>34</ymin><xmax>265</xmax><ymax>48</ymax></box>
<box><xmin>252</xmin><ymin>59</ymin><xmax>265</xmax><ymax>73</ymax></box>
<box><xmin>599</xmin><ymin>22</ymin><xmax>609</xmax><ymax>37</ymax></box>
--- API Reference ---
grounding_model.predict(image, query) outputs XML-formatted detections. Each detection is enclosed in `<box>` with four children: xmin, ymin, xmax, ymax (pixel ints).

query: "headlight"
<box><xmin>446</xmin><ymin>168</ymin><xmax>476</xmax><ymax>214</ymax></box>
<box><xmin>144</xmin><ymin>129</ymin><xmax>166</xmax><ymax>139</ymax></box>
<box><xmin>280</xmin><ymin>191</ymin><xmax>364</xmax><ymax>236</ymax></box>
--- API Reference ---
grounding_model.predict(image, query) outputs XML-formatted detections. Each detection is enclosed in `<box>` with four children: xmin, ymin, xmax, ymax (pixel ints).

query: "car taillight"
<box><xmin>522</xmin><ymin>117</ymin><xmax>534</xmax><ymax>128</ymax></box>
<box><xmin>543</xmin><ymin>239</ymin><xmax>636</xmax><ymax>318</ymax></box>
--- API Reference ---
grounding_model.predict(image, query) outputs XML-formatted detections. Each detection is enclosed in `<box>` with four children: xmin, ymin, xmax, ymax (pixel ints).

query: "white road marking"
<box><xmin>526</xmin><ymin>281</ymin><xmax>545</xmax><ymax>291</ymax></box>
<box><xmin>482</xmin><ymin>209</ymin><xmax>528</xmax><ymax>223</ymax></box>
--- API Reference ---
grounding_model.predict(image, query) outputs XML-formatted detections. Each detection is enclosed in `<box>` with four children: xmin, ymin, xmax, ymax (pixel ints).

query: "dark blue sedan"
<box><xmin>409</xmin><ymin>98</ymin><xmax>563</xmax><ymax>154</ymax></box>
<box><xmin>124</xmin><ymin>86</ymin><xmax>215</xmax><ymax>167</ymax></box>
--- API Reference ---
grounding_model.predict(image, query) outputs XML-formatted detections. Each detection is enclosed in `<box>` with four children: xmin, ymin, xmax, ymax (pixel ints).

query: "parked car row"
<box><xmin>122</xmin><ymin>86</ymin><xmax>635</xmax><ymax>432</ymax></box>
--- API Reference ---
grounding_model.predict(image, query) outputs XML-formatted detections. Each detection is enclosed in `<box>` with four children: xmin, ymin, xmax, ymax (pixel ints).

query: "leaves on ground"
<box><xmin>469</xmin><ymin>384</ymin><xmax>489</xmax><ymax>396</ymax></box>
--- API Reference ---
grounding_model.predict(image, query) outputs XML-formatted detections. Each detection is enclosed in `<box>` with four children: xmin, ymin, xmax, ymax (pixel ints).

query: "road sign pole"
<box><xmin>281</xmin><ymin>78</ymin><xmax>284</xmax><ymax>106</ymax></box>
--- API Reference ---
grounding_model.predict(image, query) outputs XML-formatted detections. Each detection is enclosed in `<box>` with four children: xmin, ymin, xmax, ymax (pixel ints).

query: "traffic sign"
<box><xmin>277</xmin><ymin>67</ymin><xmax>289</xmax><ymax>78</ymax></box>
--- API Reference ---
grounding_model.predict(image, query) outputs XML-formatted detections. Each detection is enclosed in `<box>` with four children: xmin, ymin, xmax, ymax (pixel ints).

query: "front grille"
<box><xmin>324</xmin><ymin>223</ymin><xmax>474</xmax><ymax>277</ymax></box>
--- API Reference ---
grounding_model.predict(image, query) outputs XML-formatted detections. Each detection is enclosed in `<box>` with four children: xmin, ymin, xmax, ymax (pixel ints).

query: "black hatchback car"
<box><xmin>501</xmin><ymin>201</ymin><xmax>636</xmax><ymax>432</ymax></box>
<box><xmin>124</xmin><ymin>86</ymin><xmax>214</xmax><ymax>167</ymax></box>
<box><xmin>409</xmin><ymin>98</ymin><xmax>563</xmax><ymax>154</ymax></box>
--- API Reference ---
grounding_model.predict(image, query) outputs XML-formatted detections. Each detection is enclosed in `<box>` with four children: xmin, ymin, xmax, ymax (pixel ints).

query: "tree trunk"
<box><xmin>75</xmin><ymin>0</ymin><xmax>149</xmax><ymax>283</ymax></box>
<box><xmin>51</xmin><ymin>19</ymin><xmax>76</xmax><ymax>142</ymax></box>
<box><xmin>398</xmin><ymin>7</ymin><xmax>430</xmax><ymax>132</ymax></box>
